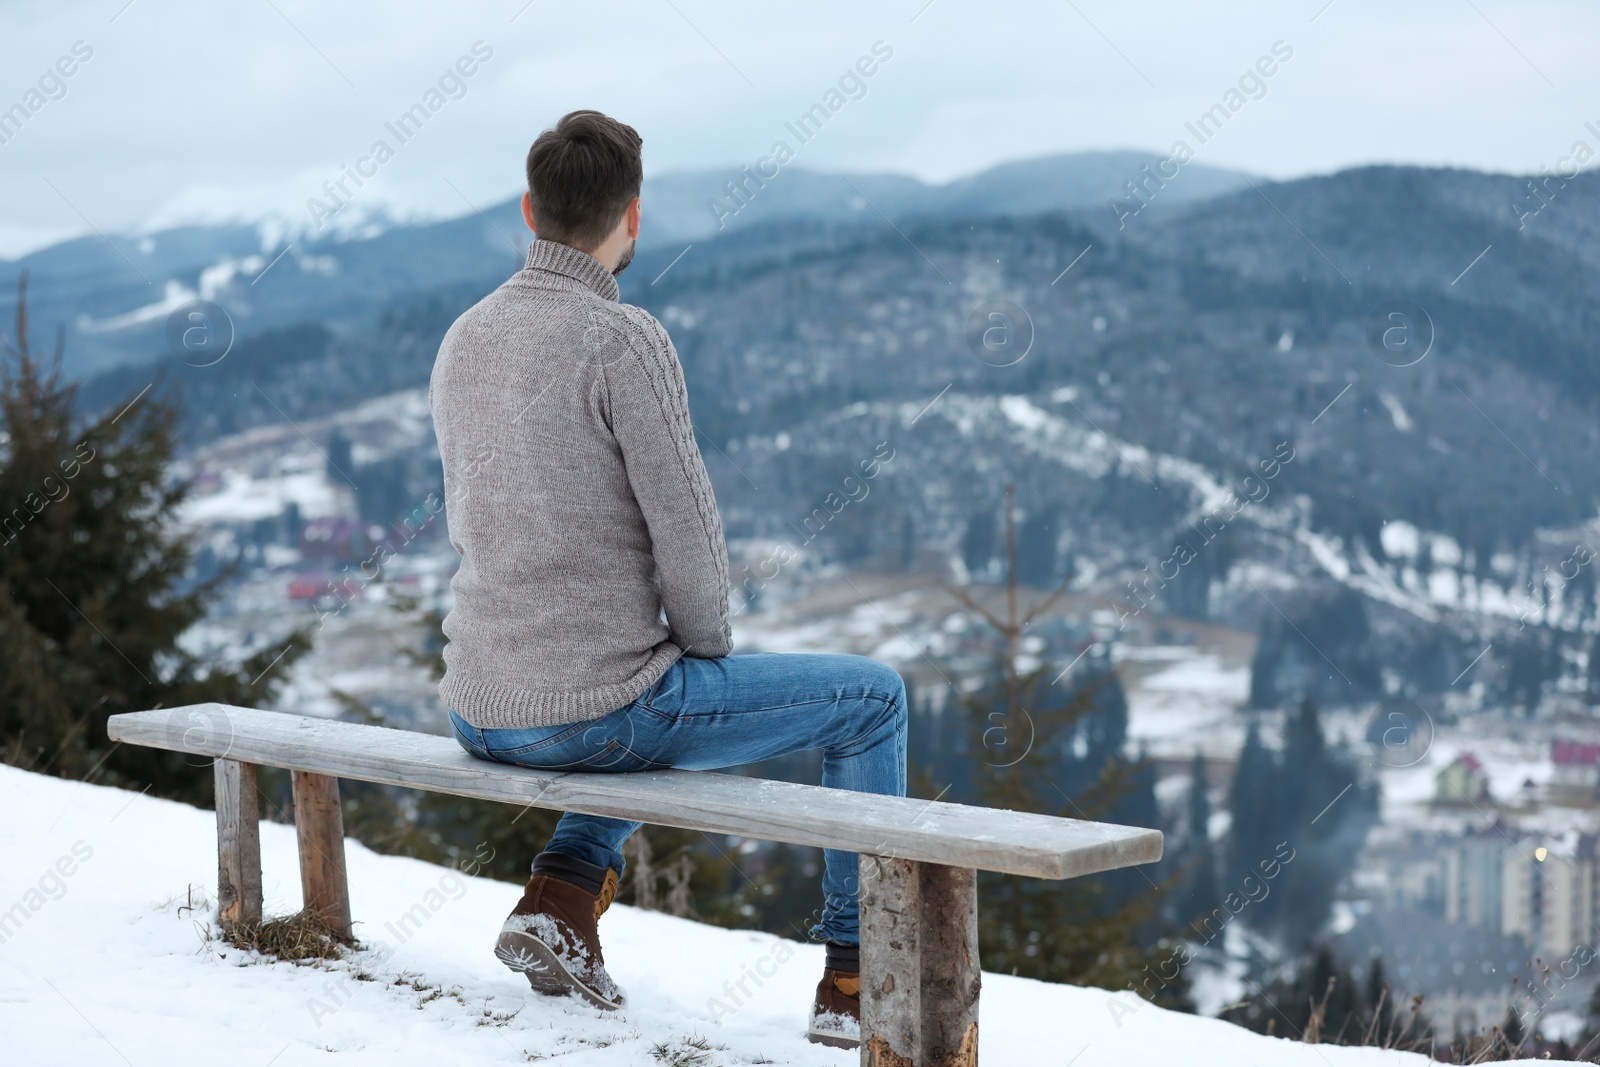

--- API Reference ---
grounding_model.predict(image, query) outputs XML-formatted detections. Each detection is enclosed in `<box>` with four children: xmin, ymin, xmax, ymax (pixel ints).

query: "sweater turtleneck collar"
<box><xmin>525</xmin><ymin>239</ymin><xmax>620</xmax><ymax>302</ymax></box>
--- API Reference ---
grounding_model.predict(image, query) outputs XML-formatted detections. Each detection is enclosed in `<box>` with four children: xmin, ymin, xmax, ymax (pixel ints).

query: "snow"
<box><xmin>179</xmin><ymin>465</ymin><xmax>348</xmax><ymax>524</ymax></box>
<box><xmin>0</xmin><ymin>763</ymin><xmax>1496</xmax><ymax>1065</ymax></box>
<box><xmin>1125</xmin><ymin>654</ymin><xmax>1251</xmax><ymax>759</ymax></box>
<box><xmin>1381</xmin><ymin>521</ymin><xmax>1420</xmax><ymax>560</ymax></box>
<box><xmin>1378</xmin><ymin>391</ymin><xmax>1412</xmax><ymax>432</ymax></box>
<box><xmin>78</xmin><ymin>253</ymin><xmax>271</xmax><ymax>332</ymax></box>
<box><xmin>76</xmin><ymin>279</ymin><xmax>199</xmax><ymax>333</ymax></box>
<box><xmin>733</xmin><ymin>585</ymin><xmax>936</xmax><ymax>667</ymax></box>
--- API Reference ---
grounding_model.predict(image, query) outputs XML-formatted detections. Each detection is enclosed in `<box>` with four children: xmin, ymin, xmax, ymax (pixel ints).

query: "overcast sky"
<box><xmin>1</xmin><ymin>0</ymin><xmax>1595</xmax><ymax>257</ymax></box>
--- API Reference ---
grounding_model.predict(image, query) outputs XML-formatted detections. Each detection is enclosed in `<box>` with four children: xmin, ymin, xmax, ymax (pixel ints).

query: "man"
<box><xmin>428</xmin><ymin>109</ymin><xmax>907</xmax><ymax>1049</ymax></box>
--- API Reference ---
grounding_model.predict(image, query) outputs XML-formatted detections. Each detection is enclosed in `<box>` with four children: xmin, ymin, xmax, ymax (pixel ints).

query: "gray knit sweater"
<box><xmin>429</xmin><ymin>239</ymin><xmax>732</xmax><ymax>729</ymax></box>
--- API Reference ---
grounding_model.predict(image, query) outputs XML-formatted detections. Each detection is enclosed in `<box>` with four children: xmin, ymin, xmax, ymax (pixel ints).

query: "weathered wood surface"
<box><xmin>109</xmin><ymin>705</ymin><xmax>1163</xmax><ymax>880</ymax></box>
<box><xmin>291</xmin><ymin>770</ymin><xmax>352</xmax><ymax>938</ymax></box>
<box><xmin>213</xmin><ymin>758</ymin><xmax>262</xmax><ymax>928</ymax></box>
<box><xmin>860</xmin><ymin>856</ymin><xmax>922</xmax><ymax>1066</ymax></box>
<box><xmin>918</xmin><ymin>864</ymin><xmax>980</xmax><ymax>1067</ymax></box>
<box><xmin>859</xmin><ymin>858</ymin><xmax>981</xmax><ymax>1067</ymax></box>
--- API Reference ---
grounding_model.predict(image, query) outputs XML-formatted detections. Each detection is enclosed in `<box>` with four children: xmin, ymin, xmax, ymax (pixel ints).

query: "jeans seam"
<box><xmin>484</xmin><ymin>719</ymin><xmax>592</xmax><ymax>760</ymax></box>
<box><xmin>449</xmin><ymin>712</ymin><xmax>492</xmax><ymax>761</ymax></box>
<box><xmin>489</xmin><ymin>740</ymin><xmax>617</xmax><ymax>770</ymax></box>
<box><xmin>649</xmin><ymin>695</ymin><xmax>848</xmax><ymax>721</ymax></box>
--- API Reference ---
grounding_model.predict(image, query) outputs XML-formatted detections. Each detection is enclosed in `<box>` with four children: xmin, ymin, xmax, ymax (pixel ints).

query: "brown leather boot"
<box><xmin>807</xmin><ymin>942</ymin><xmax>861</xmax><ymax>1048</ymax></box>
<box><xmin>494</xmin><ymin>851</ymin><xmax>624</xmax><ymax>1010</ymax></box>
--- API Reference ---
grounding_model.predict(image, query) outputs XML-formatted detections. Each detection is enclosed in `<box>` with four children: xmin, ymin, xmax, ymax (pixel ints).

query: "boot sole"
<box><xmin>806</xmin><ymin>1026</ymin><xmax>860</xmax><ymax>1050</ymax></box>
<box><xmin>494</xmin><ymin>929</ymin><xmax>623</xmax><ymax>1011</ymax></box>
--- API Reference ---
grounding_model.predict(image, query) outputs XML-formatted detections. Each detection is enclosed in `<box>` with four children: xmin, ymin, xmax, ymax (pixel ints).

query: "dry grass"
<box><xmin>221</xmin><ymin>910</ymin><xmax>358</xmax><ymax>962</ymax></box>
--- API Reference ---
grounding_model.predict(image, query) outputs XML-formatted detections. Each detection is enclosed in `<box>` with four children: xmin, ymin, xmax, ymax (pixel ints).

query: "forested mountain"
<box><xmin>38</xmin><ymin>158</ymin><xmax>1600</xmax><ymax>708</ymax></box>
<box><xmin>1</xmin><ymin>151</ymin><xmax>1252</xmax><ymax>378</ymax></box>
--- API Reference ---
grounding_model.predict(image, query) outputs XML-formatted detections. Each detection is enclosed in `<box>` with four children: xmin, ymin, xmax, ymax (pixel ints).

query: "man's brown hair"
<box><xmin>525</xmin><ymin>110</ymin><xmax>643</xmax><ymax>251</ymax></box>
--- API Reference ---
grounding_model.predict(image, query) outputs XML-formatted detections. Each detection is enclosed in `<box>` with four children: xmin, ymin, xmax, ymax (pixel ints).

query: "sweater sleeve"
<box><xmin>605</xmin><ymin>309</ymin><xmax>733</xmax><ymax>658</ymax></box>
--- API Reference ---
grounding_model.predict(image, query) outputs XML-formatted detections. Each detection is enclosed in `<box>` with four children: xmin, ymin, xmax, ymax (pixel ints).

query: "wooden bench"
<box><xmin>108</xmin><ymin>704</ymin><xmax>1162</xmax><ymax>1067</ymax></box>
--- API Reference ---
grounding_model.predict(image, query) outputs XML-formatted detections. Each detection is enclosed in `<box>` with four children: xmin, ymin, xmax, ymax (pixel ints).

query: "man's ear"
<box><xmin>521</xmin><ymin>191</ymin><xmax>537</xmax><ymax>234</ymax></box>
<box><xmin>625</xmin><ymin>196</ymin><xmax>641</xmax><ymax>240</ymax></box>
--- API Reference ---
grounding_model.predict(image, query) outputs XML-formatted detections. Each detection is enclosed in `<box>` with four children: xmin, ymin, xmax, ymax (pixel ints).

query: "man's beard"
<box><xmin>612</xmin><ymin>239</ymin><xmax>636</xmax><ymax>276</ymax></box>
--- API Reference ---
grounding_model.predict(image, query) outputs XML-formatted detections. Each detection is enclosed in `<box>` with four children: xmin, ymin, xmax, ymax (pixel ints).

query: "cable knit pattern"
<box><xmin>429</xmin><ymin>240</ymin><xmax>732</xmax><ymax>729</ymax></box>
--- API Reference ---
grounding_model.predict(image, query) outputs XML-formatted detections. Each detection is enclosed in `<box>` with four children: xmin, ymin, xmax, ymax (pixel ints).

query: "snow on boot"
<box><xmin>494</xmin><ymin>851</ymin><xmax>624</xmax><ymax>1010</ymax></box>
<box><xmin>807</xmin><ymin>941</ymin><xmax>861</xmax><ymax>1049</ymax></box>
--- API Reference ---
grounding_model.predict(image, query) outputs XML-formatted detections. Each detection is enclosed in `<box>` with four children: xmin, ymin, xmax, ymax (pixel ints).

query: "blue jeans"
<box><xmin>448</xmin><ymin>652</ymin><xmax>907</xmax><ymax>945</ymax></box>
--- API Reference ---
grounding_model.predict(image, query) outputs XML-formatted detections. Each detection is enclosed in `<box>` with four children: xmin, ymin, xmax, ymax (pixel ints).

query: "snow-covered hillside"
<box><xmin>0</xmin><ymin>764</ymin><xmax>1506</xmax><ymax>1066</ymax></box>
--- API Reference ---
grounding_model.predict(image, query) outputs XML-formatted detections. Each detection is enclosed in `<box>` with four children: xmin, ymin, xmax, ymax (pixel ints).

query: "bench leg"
<box><xmin>859</xmin><ymin>857</ymin><xmax>981</xmax><ymax>1067</ymax></box>
<box><xmin>919</xmin><ymin>864</ymin><xmax>981</xmax><ymax>1066</ymax></box>
<box><xmin>861</xmin><ymin>856</ymin><xmax>922</xmax><ymax>1066</ymax></box>
<box><xmin>214</xmin><ymin>758</ymin><xmax>262</xmax><ymax>929</ymax></box>
<box><xmin>291</xmin><ymin>770</ymin><xmax>352</xmax><ymax>939</ymax></box>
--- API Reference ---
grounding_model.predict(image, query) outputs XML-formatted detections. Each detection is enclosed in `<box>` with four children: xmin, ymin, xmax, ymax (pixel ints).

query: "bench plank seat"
<box><xmin>108</xmin><ymin>704</ymin><xmax>1161</xmax><ymax>880</ymax></box>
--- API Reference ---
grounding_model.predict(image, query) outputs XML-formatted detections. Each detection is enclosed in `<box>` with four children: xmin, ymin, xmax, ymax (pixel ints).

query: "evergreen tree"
<box><xmin>1187</xmin><ymin>752</ymin><xmax>1214</xmax><ymax>844</ymax></box>
<box><xmin>1501</xmin><ymin>626</ymin><xmax>1559</xmax><ymax>715</ymax></box>
<box><xmin>1248</xmin><ymin>619</ymin><xmax>1281</xmax><ymax>708</ymax></box>
<box><xmin>1584</xmin><ymin>633</ymin><xmax>1600</xmax><ymax>705</ymax></box>
<box><xmin>1014</xmin><ymin>505</ymin><xmax>1059</xmax><ymax>587</ymax></box>
<box><xmin>961</xmin><ymin>507</ymin><xmax>996</xmax><ymax>576</ymax></box>
<box><xmin>1576</xmin><ymin>980</ymin><xmax>1600</xmax><ymax>1057</ymax></box>
<box><xmin>1567</xmin><ymin>560</ymin><xmax>1596</xmax><ymax>629</ymax></box>
<box><xmin>351</xmin><ymin>453</ymin><xmax>410</xmax><ymax>524</ymax></box>
<box><xmin>1230</xmin><ymin>698</ymin><xmax>1380</xmax><ymax>947</ymax></box>
<box><xmin>0</xmin><ymin>274</ymin><xmax>308</xmax><ymax>802</ymax></box>
<box><xmin>325</xmin><ymin>428</ymin><xmax>354</xmax><ymax>484</ymax></box>
<box><xmin>1364</xmin><ymin>957</ymin><xmax>1395</xmax><ymax>1043</ymax></box>
<box><xmin>1221</xmin><ymin>944</ymin><xmax>1430</xmax><ymax>1048</ymax></box>
<box><xmin>1500</xmin><ymin>1004</ymin><xmax>1525</xmax><ymax>1057</ymax></box>
<box><xmin>1303</xmin><ymin>945</ymin><xmax>1366</xmax><ymax>1044</ymax></box>
<box><xmin>1171</xmin><ymin>752</ymin><xmax>1221</xmax><ymax>924</ymax></box>
<box><xmin>1283</xmin><ymin>693</ymin><xmax>1328</xmax><ymax>768</ymax></box>
<box><xmin>1079</xmin><ymin>662</ymin><xmax>1130</xmax><ymax>770</ymax></box>
<box><xmin>945</xmin><ymin>485</ymin><xmax>1179</xmax><ymax>1003</ymax></box>
<box><xmin>283</xmin><ymin>500</ymin><xmax>304</xmax><ymax>545</ymax></box>
<box><xmin>1226</xmin><ymin>717</ymin><xmax>1277</xmax><ymax>887</ymax></box>
<box><xmin>1247</xmin><ymin>589</ymin><xmax>1382</xmax><ymax>708</ymax></box>
<box><xmin>1163</xmin><ymin>526</ymin><xmax>1236</xmax><ymax>621</ymax></box>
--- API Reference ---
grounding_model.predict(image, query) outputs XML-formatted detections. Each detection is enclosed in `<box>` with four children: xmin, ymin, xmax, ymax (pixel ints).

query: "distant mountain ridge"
<box><xmin>2</xmin><ymin>151</ymin><xmax>1254</xmax><ymax>377</ymax></box>
<box><xmin>640</xmin><ymin>150</ymin><xmax>1254</xmax><ymax>245</ymax></box>
<box><xmin>56</xmin><ymin>157</ymin><xmax>1600</xmax><ymax>712</ymax></box>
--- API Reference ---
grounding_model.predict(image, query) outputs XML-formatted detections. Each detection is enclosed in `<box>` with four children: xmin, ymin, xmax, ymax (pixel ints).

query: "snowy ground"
<box><xmin>0</xmin><ymin>764</ymin><xmax>1530</xmax><ymax>1066</ymax></box>
<box><xmin>1122</xmin><ymin>650</ymin><xmax>1253</xmax><ymax>761</ymax></box>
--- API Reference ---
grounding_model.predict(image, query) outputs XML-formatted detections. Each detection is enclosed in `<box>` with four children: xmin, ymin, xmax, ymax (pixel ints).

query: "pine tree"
<box><xmin>1187</xmin><ymin>752</ymin><xmax>1214</xmax><ymax>844</ymax></box>
<box><xmin>1500</xmin><ymin>1004</ymin><xmax>1526</xmax><ymax>1057</ymax></box>
<box><xmin>326</xmin><ymin>428</ymin><xmax>354</xmax><ymax>483</ymax></box>
<box><xmin>1248</xmin><ymin>619</ymin><xmax>1281</xmax><ymax>708</ymax></box>
<box><xmin>1226</xmin><ymin>717</ymin><xmax>1277</xmax><ymax>889</ymax></box>
<box><xmin>1364</xmin><ymin>957</ymin><xmax>1395</xmax><ymax>1043</ymax></box>
<box><xmin>0</xmin><ymin>273</ymin><xmax>308</xmax><ymax>802</ymax></box>
<box><xmin>1587</xmin><ymin>633</ymin><xmax>1600</xmax><ymax>706</ymax></box>
<box><xmin>1172</xmin><ymin>752</ymin><xmax>1221</xmax><ymax>925</ymax></box>
<box><xmin>961</xmin><ymin>507</ymin><xmax>996</xmax><ymax>576</ymax></box>
<box><xmin>1014</xmin><ymin>505</ymin><xmax>1059</xmax><ymax>587</ymax></box>
<box><xmin>1221</xmin><ymin>944</ymin><xmax>1432</xmax><ymax>1048</ymax></box>
<box><xmin>1234</xmin><ymin>697</ymin><xmax>1380</xmax><ymax>946</ymax></box>
<box><xmin>1502</xmin><ymin>627</ymin><xmax>1558</xmax><ymax>714</ymax></box>
<box><xmin>1283</xmin><ymin>695</ymin><xmax>1327</xmax><ymax>767</ymax></box>
<box><xmin>945</xmin><ymin>485</ymin><xmax>1179</xmax><ymax>1002</ymax></box>
<box><xmin>1577</xmin><ymin>981</ymin><xmax>1600</xmax><ymax>1058</ymax></box>
<box><xmin>1302</xmin><ymin>945</ymin><xmax>1364</xmax><ymax>1044</ymax></box>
